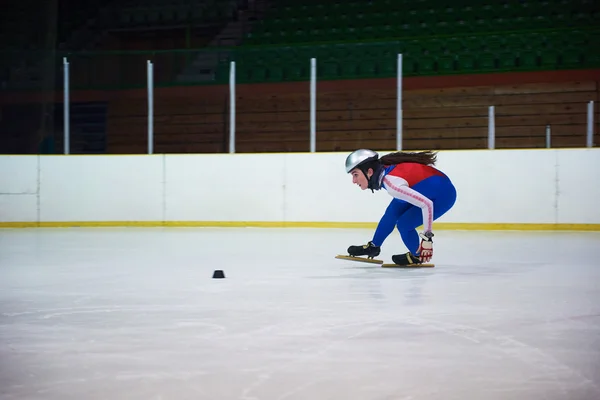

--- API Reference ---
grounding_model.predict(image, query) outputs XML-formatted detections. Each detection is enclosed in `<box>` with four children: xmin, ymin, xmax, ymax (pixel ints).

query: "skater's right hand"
<box><xmin>417</xmin><ymin>232</ymin><xmax>433</xmax><ymax>262</ymax></box>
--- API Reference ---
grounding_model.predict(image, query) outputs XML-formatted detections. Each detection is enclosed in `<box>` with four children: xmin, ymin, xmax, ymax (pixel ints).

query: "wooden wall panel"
<box><xmin>105</xmin><ymin>79</ymin><xmax>599</xmax><ymax>153</ymax></box>
<box><xmin>106</xmin><ymin>91</ymin><xmax>228</xmax><ymax>153</ymax></box>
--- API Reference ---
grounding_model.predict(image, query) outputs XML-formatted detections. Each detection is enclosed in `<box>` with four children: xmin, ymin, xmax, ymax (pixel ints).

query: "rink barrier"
<box><xmin>1</xmin><ymin>149</ymin><xmax>599</xmax><ymax>230</ymax></box>
<box><xmin>1</xmin><ymin>222</ymin><xmax>600</xmax><ymax>231</ymax></box>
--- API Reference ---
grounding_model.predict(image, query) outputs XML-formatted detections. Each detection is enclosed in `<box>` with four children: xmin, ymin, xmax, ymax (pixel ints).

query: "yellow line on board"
<box><xmin>1</xmin><ymin>221</ymin><xmax>599</xmax><ymax>231</ymax></box>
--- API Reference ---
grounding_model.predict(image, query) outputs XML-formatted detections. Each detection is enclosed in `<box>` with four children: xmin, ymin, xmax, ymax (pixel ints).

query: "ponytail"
<box><xmin>379</xmin><ymin>150</ymin><xmax>438</xmax><ymax>167</ymax></box>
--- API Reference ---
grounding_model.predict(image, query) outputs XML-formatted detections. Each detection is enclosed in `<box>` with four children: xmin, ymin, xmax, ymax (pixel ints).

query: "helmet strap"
<box><xmin>362</xmin><ymin>162</ymin><xmax>384</xmax><ymax>192</ymax></box>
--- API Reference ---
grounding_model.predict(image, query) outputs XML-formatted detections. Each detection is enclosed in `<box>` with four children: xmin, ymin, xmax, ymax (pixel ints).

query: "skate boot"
<box><xmin>391</xmin><ymin>252</ymin><xmax>422</xmax><ymax>266</ymax></box>
<box><xmin>347</xmin><ymin>241</ymin><xmax>381</xmax><ymax>259</ymax></box>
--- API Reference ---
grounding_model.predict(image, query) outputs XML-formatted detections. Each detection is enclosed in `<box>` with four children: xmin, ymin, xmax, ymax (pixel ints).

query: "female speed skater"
<box><xmin>345</xmin><ymin>149</ymin><xmax>457</xmax><ymax>265</ymax></box>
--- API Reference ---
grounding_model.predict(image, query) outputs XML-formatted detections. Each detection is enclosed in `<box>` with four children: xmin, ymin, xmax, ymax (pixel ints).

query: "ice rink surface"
<box><xmin>1</xmin><ymin>227</ymin><xmax>600</xmax><ymax>400</ymax></box>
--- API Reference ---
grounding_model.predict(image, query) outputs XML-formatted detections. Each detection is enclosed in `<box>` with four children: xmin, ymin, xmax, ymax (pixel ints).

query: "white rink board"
<box><xmin>556</xmin><ymin>149</ymin><xmax>600</xmax><ymax>224</ymax></box>
<box><xmin>435</xmin><ymin>150</ymin><xmax>558</xmax><ymax>224</ymax></box>
<box><xmin>0</xmin><ymin>194</ymin><xmax>37</xmax><ymax>222</ymax></box>
<box><xmin>164</xmin><ymin>153</ymin><xmax>287</xmax><ymax>222</ymax></box>
<box><xmin>0</xmin><ymin>155</ymin><xmax>38</xmax><ymax>194</ymax></box>
<box><xmin>0</xmin><ymin>149</ymin><xmax>599</xmax><ymax>225</ymax></box>
<box><xmin>39</xmin><ymin>156</ymin><xmax>164</xmax><ymax>222</ymax></box>
<box><xmin>284</xmin><ymin>152</ymin><xmax>392</xmax><ymax>223</ymax></box>
<box><xmin>0</xmin><ymin>155</ymin><xmax>39</xmax><ymax>223</ymax></box>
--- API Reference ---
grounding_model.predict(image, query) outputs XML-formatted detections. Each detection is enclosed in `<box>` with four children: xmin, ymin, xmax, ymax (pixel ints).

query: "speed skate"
<box><xmin>382</xmin><ymin>262</ymin><xmax>435</xmax><ymax>268</ymax></box>
<box><xmin>335</xmin><ymin>255</ymin><xmax>434</xmax><ymax>268</ymax></box>
<box><xmin>335</xmin><ymin>255</ymin><xmax>383</xmax><ymax>264</ymax></box>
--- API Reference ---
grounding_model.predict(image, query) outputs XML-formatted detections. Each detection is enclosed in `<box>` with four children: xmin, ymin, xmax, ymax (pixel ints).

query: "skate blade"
<box><xmin>381</xmin><ymin>263</ymin><xmax>435</xmax><ymax>268</ymax></box>
<box><xmin>335</xmin><ymin>255</ymin><xmax>384</xmax><ymax>265</ymax></box>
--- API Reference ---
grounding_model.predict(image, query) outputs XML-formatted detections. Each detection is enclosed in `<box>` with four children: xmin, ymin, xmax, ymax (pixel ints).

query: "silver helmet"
<box><xmin>345</xmin><ymin>149</ymin><xmax>379</xmax><ymax>173</ymax></box>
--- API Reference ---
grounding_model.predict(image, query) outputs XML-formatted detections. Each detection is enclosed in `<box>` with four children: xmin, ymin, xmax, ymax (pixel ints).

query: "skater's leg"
<box><xmin>371</xmin><ymin>198</ymin><xmax>410</xmax><ymax>246</ymax></box>
<box><xmin>396</xmin><ymin>215</ymin><xmax>422</xmax><ymax>255</ymax></box>
<box><xmin>396</xmin><ymin>180</ymin><xmax>456</xmax><ymax>240</ymax></box>
<box><xmin>394</xmin><ymin>177</ymin><xmax>457</xmax><ymax>262</ymax></box>
<box><xmin>401</xmin><ymin>176</ymin><xmax>457</xmax><ymax>227</ymax></box>
<box><xmin>347</xmin><ymin>199</ymin><xmax>410</xmax><ymax>258</ymax></box>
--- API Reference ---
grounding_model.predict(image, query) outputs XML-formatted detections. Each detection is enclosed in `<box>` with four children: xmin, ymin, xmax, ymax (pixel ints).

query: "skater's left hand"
<box><xmin>417</xmin><ymin>232</ymin><xmax>434</xmax><ymax>262</ymax></box>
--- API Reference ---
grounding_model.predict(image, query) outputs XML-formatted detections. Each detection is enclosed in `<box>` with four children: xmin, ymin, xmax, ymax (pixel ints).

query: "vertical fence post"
<box><xmin>488</xmin><ymin>105</ymin><xmax>495</xmax><ymax>149</ymax></box>
<box><xmin>147</xmin><ymin>60</ymin><xmax>154</xmax><ymax>154</ymax></box>
<box><xmin>397</xmin><ymin>53</ymin><xmax>403</xmax><ymax>151</ymax></box>
<box><xmin>229</xmin><ymin>61</ymin><xmax>236</xmax><ymax>154</ymax></box>
<box><xmin>546</xmin><ymin>125</ymin><xmax>551</xmax><ymax>148</ymax></box>
<box><xmin>63</xmin><ymin>57</ymin><xmax>70</xmax><ymax>155</ymax></box>
<box><xmin>587</xmin><ymin>101</ymin><xmax>595</xmax><ymax>148</ymax></box>
<box><xmin>310</xmin><ymin>57</ymin><xmax>316</xmax><ymax>153</ymax></box>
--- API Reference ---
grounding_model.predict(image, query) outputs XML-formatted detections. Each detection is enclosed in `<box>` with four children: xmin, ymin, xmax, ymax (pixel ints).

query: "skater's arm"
<box><xmin>382</xmin><ymin>175</ymin><xmax>433</xmax><ymax>233</ymax></box>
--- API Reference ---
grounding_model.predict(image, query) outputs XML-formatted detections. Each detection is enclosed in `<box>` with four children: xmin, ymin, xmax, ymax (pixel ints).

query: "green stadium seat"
<box><xmin>444</xmin><ymin>37</ymin><xmax>464</xmax><ymax>53</ymax></box>
<box><xmin>498</xmin><ymin>52</ymin><xmax>518</xmax><ymax>70</ymax></box>
<box><xmin>402</xmin><ymin>56</ymin><xmax>419</xmax><ymax>75</ymax></box>
<box><xmin>267</xmin><ymin>65</ymin><xmax>284</xmax><ymax>82</ymax></box>
<box><xmin>518</xmin><ymin>52</ymin><xmax>540</xmax><ymax>70</ymax></box>
<box><xmin>560</xmin><ymin>49</ymin><xmax>582</xmax><ymax>67</ymax></box>
<box><xmin>357</xmin><ymin>59</ymin><xmax>377</xmax><ymax>77</ymax></box>
<box><xmin>318</xmin><ymin>61</ymin><xmax>339</xmax><ymax>79</ymax></box>
<box><xmin>540</xmin><ymin>51</ymin><xmax>561</xmax><ymax>67</ymax></box>
<box><xmin>437</xmin><ymin>55</ymin><xmax>456</xmax><ymax>74</ymax></box>
<box><xmin>456</xmin><ymin>52</ymin><xmax>477</xmax><ymax>74</ymax></box>
<box><xmin>477</xmin><ymin>53</ymin><xmax>496</xmax><ymax>72</ymax></box>
<box><xmin>284</xmin><ymin>63</ymin><xmax>305</xmax><ymax>81</ymax></box>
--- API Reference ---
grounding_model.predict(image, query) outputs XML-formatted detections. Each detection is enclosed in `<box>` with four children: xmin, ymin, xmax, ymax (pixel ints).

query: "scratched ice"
<box><xmin>1</xmin><ymin>227</ymin><xmax>599</xmax><ymax>400</ymax></box>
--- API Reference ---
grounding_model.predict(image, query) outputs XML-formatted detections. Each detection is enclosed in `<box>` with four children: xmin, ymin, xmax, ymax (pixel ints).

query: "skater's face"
<box><xmin>350</xmin><ymin>168</ymin><xmax>372</xmax><ymax>190</ymax></box>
